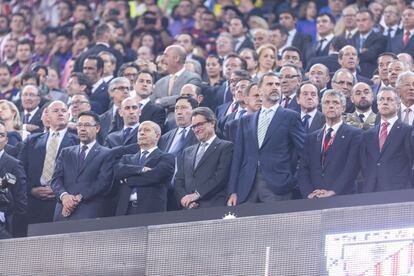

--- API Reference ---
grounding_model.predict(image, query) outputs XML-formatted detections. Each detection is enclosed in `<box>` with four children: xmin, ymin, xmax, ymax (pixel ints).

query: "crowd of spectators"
<box><xmin>0</xmin><ymin>0</ymin><xmax>413</xmax><ymax>238</ymax></box>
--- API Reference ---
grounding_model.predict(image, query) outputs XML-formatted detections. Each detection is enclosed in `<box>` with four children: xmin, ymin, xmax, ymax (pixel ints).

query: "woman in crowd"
<box><xmin>254</xmin><ymin>44</ymin><xmax>278</xmax><ymax>81</ymax></box>
<box><xmin>205</xmin><ymin>55</ymin><xmax>223</xmax><ymax>86</ymax></box>
<box><xmin>0</xmin><ymin>100</ymin><xmax>28</xmax><ymax>145</ymax></box>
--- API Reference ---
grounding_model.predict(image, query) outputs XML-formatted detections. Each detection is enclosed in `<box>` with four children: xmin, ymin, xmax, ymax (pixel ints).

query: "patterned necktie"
<box><xmin>404</xmin><ymin>31</ymin><xmax>411</xmax><ymax>47</ymax></box>
<box><xmin>404</xmin><ymin>108</ymin><xmax>411</xmax><ymax>124</ymax></box>
<box><xmin>41</xmin><ymin>132</ymin><xmax>60</xmax><ymax>184</ymax></box>
<box><xmin>168</xmin><ymin>74</ymin><xmax>177</xmax><ymax>96</ymax></box>
<box><xmin>194</xmin><ymin>143</ymin><xmax>208</xmax><ymax>168</ymax></box>
<box><xmin>379</xmin><ymin>122</ymin><xmax>389</xmax><ymax>152</ymax></box>
<box><xmin>258</xmin><ymin>109</ymin><xmax>272</xmax><ymax>148</ymax></box>
<box><xmin>283</xmin><ymin>96</ymin><xmax>291</xmax><ymax>108</ymax></box>
<box><xmin>321</xmin><ymin>127</ymin><xmax>333</xmax><ymax>165</ymax></box>
<box><xmin>78</xmin><ymin>145</ymin><xmax>88</xmax><ymax>168</ymax></box>
<box><xmin>302</xmin><ymin>114</ymin><xmax>311</xmax><ymax>132</ymax></box>
<box><xmin>358</xmin><ymin>113</ymin><xmax>365</xmax><ymax>123</ymax></box>
<box><xmin>169</xmin><ymin>128</ymin><xmax>186</xmax><ymax>155</ymax></box>
<box><xmin>139</xmin><ymin>150</ymin><xmax>149</xmax><ymax>165</ymax></box>
<box><xmin>123</xmin><ymin>127</ymin><xmax>132</xmax><ymax>142</ymax></box>
<box><xmin>24</xmin><ymin>112</ymin><xmax>31</xmax><ymax>124</ymax></box>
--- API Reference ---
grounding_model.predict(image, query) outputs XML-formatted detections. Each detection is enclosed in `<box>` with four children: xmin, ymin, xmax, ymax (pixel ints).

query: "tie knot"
<box><xmin>142</xmin><ymin>150</ymin><xmax>149</xmax><ymax>156</ymax></box>
<box><xmin>81</xmin><ymin>145</ymin><xmax>88</xmax><ymax>151</ymax></box>
<box><xmin>303</xmin><ymin>114</ymin><xmax>311</xmax><ymax>120</ymax></box>
<box><xmin>201</xmin><ymin>142</ymin><xmax>208</xmax><ymax>149</ymax></box>
<box><xmin>407</xmin><ymin>108</ymin><xmax>412</xmax><ymax>113</ymax></box>
<box><xmin>326</xmin><ymin>127</ymin><xmax>333</xmax><ymax>134</ymax></box>
<box><xmin>319</xmin><ymin>38</ymin><xmax>326</xmax><ymax>42</ymax></box>
<box><xmin>406</xmin><ymin>31</ymin><xmax>411</xmax><ymax>36</ymax></box>
<box><xmin>52</xmin><ymin>132</ymin><xmax>59</xmax><ymax>138</ymax></box>
<box><xmin>381</xmin><ymin>122</ymin><xmax>389</xmax><ymax>128</ymax></box>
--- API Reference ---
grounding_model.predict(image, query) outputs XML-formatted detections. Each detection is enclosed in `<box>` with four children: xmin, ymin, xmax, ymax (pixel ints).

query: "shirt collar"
<box><xmin>124</xmin><ymin>122</ymin><xmax>139</xmax><ymax>131</ymax></box>
<box><xmin>356</xmin><ymin>109</ymin><xmax>373</xmax><ymax>119</ymax></box>
<box><xmin>141</xmin><ymin>146</ymin><xmax>157</xmax><ymax>155</ymax></box>
<box><xmin>80</xmin><ymin>139</ymin><xmax>96</xmax><ymax>150</ymax></box>
<box><xmin>318</xmin><ymin>32</ymin><xmax>334</xmax><ymax>41</ymax></box>
<box><xmin>401</xmin><ymin>103</ymin><xmax>414</xmax><ymax>111</ymax></box>
<box><xmin>325</xmin><ymin>120</ymin><xmax>343</xmax><ymax>135</ymax></box>
<box><xmin>261</xmin><ymin>102</ymin><xmax>280</xmax><ymax>114</ymax></box>
<box><xmin>381</xmin><ymin>115</ymin><xmax>398</xmax><ymax>127</ymax></box>
<box><xmin>139</xmin><ymin>97</ymin><xmax>151</xmax><ymax>109</ymax></box>
<box><xmin>25</xmin><ymin>106</ymin><xmax>39</xmax><ymax>115</ymax></box>
<box><xmin>301</xmin><ymin>108</ymin><xmax>317</xmax><ymax>119</ymax></box>
<box><xmin>50</xmin><ymin>128</ymin><xmax>67</xmax><ymax>138</ymax></box>
<box><xmin>203</xmin><ymin>134</ymin><xmax>216</xmax><ymax>146</ymax></box>
<box><xmin>0</xmin><ymin>149</ymin><xmax>4</xmax><ymax>159</ymax></box>
<box><xmin>171</xmin><ymin>67</ymin><xmax>185</xmax><ymax>78</ymax></box>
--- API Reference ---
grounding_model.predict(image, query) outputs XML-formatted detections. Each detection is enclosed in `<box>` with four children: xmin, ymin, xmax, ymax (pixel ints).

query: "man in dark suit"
<box><xmin>338</xmin><ymin>45</ymin><xmax>373</xmax><ymax>85</ymax></box>
<box><xmin>389</xmin><ymin>7</ymin><xmax>414</xmax><ymax>60</ymax></box>
<box><xmin>298</xmin><ymin>90</ymin><xmax>362</xmax><ymax>199</ymax></box>
<box><xmin>372</xmin><ymin>53</ymin><xmax>398</xmax><ymax>96</ymax></box>
<box><xmin>20</xmin><ymin>85</ymin><xmax>43</xmax><ymax>133</ymax></box>
<box><xmin>82</xmin><ymin>56</ymin><xmax>110</xmax><ymax>114</ymax></box>
<box><xmin>278</xmin><ymin>10</ymin><xmax>311</xmax><ymax>54</ymax></box>
<box><xmin>73</xmin><ymin>23</ymin><xmax>123</xmax><ymax>73</ymax></box>
<box><xmin>98</xmin><ymin>77</ymin><xmax>130</xmax><ymax>142</ymax></box>
<box><xmin>19</xmin><ymin>101</ymin><xmax>79</xmax><ymax>224</ymax></box>
<box><xmin>305</xmin><ymin>13</ymin><xmax>336</xmax><ymax>68</ymax></box>
<box><xmin>114</xmin><ymin>121</ymin><xmax>175</xmax><ymax>215</ymax></box>
<box><xmin>0</xmin><ymin>122</ymin><xmax>27</xmax><ymax>238</ymax></box>
<box><xmin>279</xmin><ymin>64</ymin><xmax>302</xmax><ymax>113</ymax></box>
<box><xmin>351</xmin><ymin>9</ymin><xmax>387</xmax><ymax>78</ymax></box>
<box><xmin>133</xmin><ymin>70</ymin><xmax>166</xmax><ymax>130</ymax></box>
<box><xmin>397</xmin><ymin>71</ymin><xmax>414</xmax><ymax>125</ymax></box>
<box><xmin>360</xmin><ymin>87</ymin><xmax>414</xmax><ymax>193</ymax></box>
<box><xmin>305</xmin><ymin>36</ymin><xmax>348</xmax><ymax>74</ymax></box>
<box><xmin>331</xmin><ymin>68</ymin><xmax>357</xmax><ymax>113</ymax></box>
<box><xmin>308</xmin><ymin>64</ymin><xmax>331</xmax><ymax>98</ymax></box>
<box><xmin>175</xmin><ymin>107</ymin><xmax>233</xmax><ymax>209</ymax></box>
<box><xmin>227</xmin><ymin>72</ymin><xmax>305</xmax><ymax>205</ymax></box>
<box><xmin>297</xmin><ymin>82</ymin><xmax>325</xmax><ymax>133</ymax></box>
<box><xmin>51</xmin><ymin>111</ymin><xmax>114</xmax><ymax>221</ymax></box>
<box><xmin>229</xmin><ymin>17</ymin><xmax>254</xmax><ymax>52</ymax></box>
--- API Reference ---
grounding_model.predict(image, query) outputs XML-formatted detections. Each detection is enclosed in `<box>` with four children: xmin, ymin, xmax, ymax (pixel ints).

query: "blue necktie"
<box><xmin>302</xmin><ymin>114</ymin><xmax>311</xmax><ymax>132</ymax></box>
<box><xmin>169</xmin><ymin>128</ymin><xmax>186</xmax><ymax>155</ymax></box>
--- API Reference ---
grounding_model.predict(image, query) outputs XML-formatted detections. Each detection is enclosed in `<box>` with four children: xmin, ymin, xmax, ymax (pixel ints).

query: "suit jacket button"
<box><xmin>377</xmin><ymin>162</ymin><xmax>380</xmax><ymax>166</ymax></box>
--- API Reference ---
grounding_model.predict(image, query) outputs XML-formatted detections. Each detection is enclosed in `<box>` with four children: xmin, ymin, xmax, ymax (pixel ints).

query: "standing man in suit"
<box><xmin>51</xmin><ymin>111</ymin><xmax>114</xmax><ymax>221</ymax></box>
<box><xmin>82</xmin><ymin>55</ymin><xmax>110</xmax><ymax>114</ymax></box>
<box><xmin>298</xmin><ymin>90</ymin><xmax>362</xmax><ymax>199</ymax></box>
<box><xmin>389</xmin><ymin>6</ymin><xmax>414</xmax><ymax>60</ymax></box>
<box><xmin>308</xmin><ymin>63</ymin><xmax>331</xmax><ymax>98</ymax></box>
<box><xmin>159</xmin><ymin>96</ymin><xmax>199</xmax><ymax>210</ymax></box>
<box><xmin>133</xmin><ymin>70</ymin><xmax>166</xmax><ymax>130</ymax></box>
<box><xmin>397</xmin><ymin>71</ymin><xmax>414</xmax><ymax>125</ymax></box>
<box><xmin>152</xmin><ymin>45</ymin><xmax>201</xmax><ymax>115</ymax></box>
<box><xmin>331</xmin><ymin>68</ymin><xmax>357</xmax><ymax>113</ymax></box>
<box><xmin>98</xmin><ymin>77</ymin><xmax>130</xmax><ymax>142</ymax></box>
<box><xmin>279</xmin><ymin>64</ymin><xmax>302</xmax><ymax>113</ymax></box>
<box><xmin>281</xmin><ymin>47</ymin><xmax>304</xmax><ymax>71</ymax></box>
<box><xmin>0</xmin><ymin>122</ymin><xmax>26</xmax><ymax>238</ymax></box>
<box><xmin>338</xmin><ymin>45</ymin><xmax>373</xmax><ymax>85</ymax></box>
<box><xmin>73</xmin><ymin>23</ymin><xmax>123</xmax><ymax>73</ymax></box>
<box><xmin>20</xmin><ymin>85</ymin><xmax>43</xmax><ymax>133</ymax></box>
<box><xmin>175</xmin><ymin>107</ymin><xmax>233</xmax><ymax>209</ymax></box>
<box><xmin>360</xmin><ymin>87</ymin><xmax>414</xmax><ymax>193</ymax></box>
<box><xmin>344</xmin><ymin>82</ymin><xmax>378</xmax><ymax>130</ymax></box>
<box><xmin>227</xmin><ymin>72</ymin><xmax>305</xmax><ymax>205</ymax></box>
<box><xmin>383</xmin><ymin>5</ymin><xmax>402</xmax><ymax>40</ymax></box>
<box><xmin>297</xmin><ymin>82</ymin><xmax>325</xmax><ymax>133</ymax></box>
<box><xmin>229</xmin><ymin>17</ymin><xmax>254</xmax><ymax>52</ymax></box>
<box><xmin>305</xmin><ymin>13</ymin><xmax>336</xmax><ymax>68</ymax></box>
<box><xmin>19</xmin><ymin>101</ymin><xmax>79</xmax><ymax>224</ymax></box>
<box><xmin>278</xmin><ymin>10</ymin><xmax>311</xmax><ymax>54</ymax></box>
<box><xmin>114</xmin><ymin>121</ymin><xmax>175</xmax><ymax>215</ymax></box>
<box><xmin>352</xmin><ymin>9</ymin><xmax>387</xmax><ymax>78</ymax></box>
<box><xmin>388</xmin><ymin>59</ymin><xmax>410</xmax><ymax>88</ymax></box>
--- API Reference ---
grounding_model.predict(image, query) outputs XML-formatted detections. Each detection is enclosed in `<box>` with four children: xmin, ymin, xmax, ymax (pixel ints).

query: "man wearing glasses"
<box><xmin>175</xmin><ymin>107</ymin><xmax>233</xmax><ymax>209</ymax></box>
<box><xmin>331</xmin><ymin>68</ymin><xmax>356</xmax><ymax>113</ymax></box>
<box><xmin>51</xmin><ymin>111</ymin><xmax>114</xmax><ymax>221</ymax></box>
<box><xmin>279</xmin><ymin>64</ymin><xmax>302</xmax><ymax>113</ymax></box>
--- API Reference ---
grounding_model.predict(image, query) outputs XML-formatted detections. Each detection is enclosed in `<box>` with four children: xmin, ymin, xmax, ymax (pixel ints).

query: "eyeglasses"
<box><xmin>123</xmin><ymin>105</ymin><xmax>139</xmax><ymax>110</ymax></box>
<box><xmin>22</xmin><ymin>93</ymin><xmax>39</xmax><ymax>98</ymax></box>
<box><xmin>76</xmin><ymin>123</ymin><xmax>98</xmax><ymax>128</ymax></box>
<box><xmin>114</xmin><ymin>86</ymin><xmax>129</xmax><ymax>91</ymax></box>
<box><xmin>191</xmin><ymin>121</ymin><xmax>210</xmax><ymax>130</ymax></box>
<box><xmin>401</xmin><ymin>82</ymin><xmax>414</xmax><ymax>88</ymax></box>
<box><xmin>335</xmin><ymin>80</ymin><xmax>353</xmax><ymax>86</ymax></box>
<box><xmin>71</xmin><ymin>101</ymin><xmax>89</xmax><ymax>105</ymax></box>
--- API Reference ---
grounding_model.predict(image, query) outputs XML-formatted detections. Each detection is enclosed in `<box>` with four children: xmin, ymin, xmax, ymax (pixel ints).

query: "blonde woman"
<box><xmin>0</xmin><ymin>100</ymin><xmax>29</xmax><ymax>145</ymax></box>
<box><xmin>254</xmin><ymin>44</ymin><xmax>278</xmax><ymax>81</ymax></box>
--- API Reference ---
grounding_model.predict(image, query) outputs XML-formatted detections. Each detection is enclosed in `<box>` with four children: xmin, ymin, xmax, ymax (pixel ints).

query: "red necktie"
<box><xmin>379</xmin><ymin>122</ymin><xmax>389</xmax><ymax>152</ymax></box>
<box><xmin>284</xmin><ymin>96</ymin><xmax>291</xmax><ymax>108</ymax></box>
<box><xmin>404</xmin><ymin>31</ymin><xmax>411</xmax><ymax>47</ymax></box>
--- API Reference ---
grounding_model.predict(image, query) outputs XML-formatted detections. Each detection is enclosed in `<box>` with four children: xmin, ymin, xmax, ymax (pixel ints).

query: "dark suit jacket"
<box><xmin>51</xmin><ymin>143</ymin><xmax>114</xmax><ymax>221</ymax></box>
<box><xmin>89</xmin><ymin>81</ymin><xmax>110</xmax><ymax>115</ymax></box>
<box><xmin>228</xmin><ymin>107</ymin><xmax>306</xmax><ymax>203</ymax></box>
<box><xmin>351</xmin><ymin>31</ymin><xmax>387</xmax><ymax>78</ymax></box>
<box><xmin>73</xmin><ymin>43</ymin><xmax>123</xmax><ymax>74</ymax></box>
<box><xmin>21</xmin><ymin>107</ymin><xmax>44</xmax><ymax>132</ymax></box>
<box><xmin>356</xmin><ymin>73</ymin><xmax>374</xmax><ymax>86</ymax></box>
<box><xmin>213</xmin><ymin>81</ymin><xmax>232</xmax><ymax>109</ymax></box>
<box><xmin>298</xmin><ymin>124</ymin><xmax>362</xmax><ymax>197</ymax></box>
<box><xmin>359</xmin><ymin>120</ymin><xmax>414</xmax><ymax>193</ymax></box>
<box><xmin>19</xmin><ymin>131</ymin><xmax>79</xmax><ymax>223</ymax></box>
<box><xmin>308</xmin><ymin>110</ymin><xmax>325</xmax><ymax>133</ymax></box>
<box><xmin>223</xmin><ymin>118</ymin><xmax>240</xmax><ymax>142</ymax></box>
<box><xmin>217</xmin><ymin>111</ymin><xmax>237</xmax><ymax>138</ymax></box>
<box><xmin>175</xmin><ymin>137</ymin><xmax>233</xmax><ymax>208</ymax></box>
<box><xmin>114</xmin><ymin>148</ymin><xmax>175</xmax><ymax>215</ymax></box>
<box><xmin>140</xmin><ymin>101</ymin><xmax>167</xmax><ymax>130</ymax></box>
<box><xmin>389</xmin><ymin>31</ymin><xmax>414</xmax><ymax>60</ymax></box>
<box><xmin>283</xmin><ymin>96</ymin><xmax>301</xmax><ymax>113</ymax></box>
<box><xmin>305</xmin><ymin>53</ymin><xmax>340</xmax><ymax>73</ymax></box>
<box><xmin>158</xmin><ymin>128</ymin><xmax>198</xmax><ymax>156</ymax></box>
<box><xmin>304</xmin><ymin>38</ymin><xmax>333</xmax><ymax>69</ymax></box>
<box><xmin>0</xmin><ymin>152</ymin><xmax>27</xmax><ymax>237</ymax></box>
<box><xmin>235</xmin><ymin>36</ymin><xmax>255</xmax><ymax>52</ymax></box>
<box><xmin>98</xmin><ymin>108</ymin><xmax>123</xmax><ymax>144</ymax></box>
<box><xmin>291</xmin><ymin>31</ymin><xmax>312</xmax><ymax>54</ymax></box>
<box><xmin>105</xmin><ymin>126</ymin><xmax>140</xmax><ymax>158</ymax></box>
<box><xmin>216</xmin><ymin>102</ymin><xmax>233</xmax><ymax>122</ymax></box>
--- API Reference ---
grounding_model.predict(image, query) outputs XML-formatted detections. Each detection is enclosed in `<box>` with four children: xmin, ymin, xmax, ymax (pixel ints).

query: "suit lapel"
<box><xmin>78</xmin><ymin>143</ymin><xmax>100</xmax><ymax>175</ymax></box>
<box><xmin>124</xmin><ymin>127</ymin><xmax>138</xmax><ymax>145</ymax></box>
<box><xmin>251</xmin><ymin>112</ymin><xmax>260</xmax><ymax>150</ymax></box>
<box><xmin>380</xmin><ymin>120</ymin><xmax>401</xmax><ymax>155</ymax></box>
<box><xmin>323</xmin><ymin>124</ymin><xmax>346</xmax><ymax>171</ymax></box>
<box><xmin>0</xmin><ymin>153</ymin><xmax>7</xmax><ymax>175</ymax></box>
<box><xmin>261</xmin><ymin>107</ymin><xmax>283</xmax><ymax>148</ymax></box>
<box><xmin>166</xmin><ymin>128</ymin><xmax>179</xmax><ymax>152</ymax></box>
<box><xmin>194</xmin><ymin>137</ymin><xmax>219</xmax><ymax>171</ymax></box>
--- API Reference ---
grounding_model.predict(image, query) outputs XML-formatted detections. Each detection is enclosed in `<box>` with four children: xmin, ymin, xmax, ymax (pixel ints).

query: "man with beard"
<box><xmin>227</xmin><ymin>72</ymin><xmax>305</xmax><ymax>205</ymax></box>
<box><xmin>344</xmin><ymin>82</ymin><xmax>378</xmax><ymax>130</ymax></box>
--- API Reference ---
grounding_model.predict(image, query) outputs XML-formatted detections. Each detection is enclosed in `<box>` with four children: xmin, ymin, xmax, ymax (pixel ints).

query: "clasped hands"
<box><xmin>308</xmin><ymin>189</ymin><xmax>336</xmax><ymax>199</ymax></box>
<box><xmin>181</xmin><ymin>192</ymin><xmax>200</xmax><ymax>209</ymax></box>
<box><xmin>61</xmin><ymin>194</ymin><xmax>82</xmax><ymax>217</ymax></box>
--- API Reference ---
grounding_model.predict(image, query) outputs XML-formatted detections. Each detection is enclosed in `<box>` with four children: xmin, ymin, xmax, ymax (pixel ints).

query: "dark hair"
<box><xmin>70</xmin><ymin>72</ymin><xmax>92</xmax><ymax>92</ymax></box>
<box><xmin>84</xmin><ymin>55</ymin><xmax>104</xmax><ymax>72</ymax></box>
<box><xmin>78</xmin><ymin>111</ymin><xmax>100</xmax><ymax>125</ymax></box>
<box><xmin>243</xmin><ymin>82</ymin><xmax>258</xmax><ymax>97</ymax></box>
<box><xmin>232</xmin><ymin>69</ymin><xmax>251</xmax><ymax>80</ymax></box>
<box><xmin>21</xmin><ymin>71</ymin><xmax>40</xmax><ymax>86</ymax></box>
<box><xmin>176</xmin><ymin>96</ymin><xmax>199</xmax><ymax>109</ymax></box>
<box><xmin>377</xmin><ymin>52</ymin><xmax>398</xmax><ymax>62</ymax></box>
<box><xmin>330</xmin><ymin>36</ymin><xmax>349</xmax><ymax>52</ymax></box>
<box><xmin>118</xmin><ymin>62</ymin><xmax>140</xmax><ymax>77</ymax></box>
<box><xmin>191</xmin><ymin>107</ymin><xmax>216</xmax><ymax>125</ymax></box>
<box><xmin>357</xmin><ymin>8</ymin><xmax>375</xmax><ymax>21</ymax></box>
<box><xmin>95</xmin><ymin>23</ymin><xmax>111</xmax><ymax>39</ymax></box>
<box><xmin>60</xmin><ymin>0</ymin><xmax>74</xmax><ymax>12</ymax></box>
<box><xmin>57</xmin><ymin>29</ymin><xmax>72</xmax><ymax>40</ymax></box>
<box><xmin>279</xmin><ymin>9</ymin><xmax>297</xmax><ymax>19</ymax></box>
<box><xmin>282</xmin><ymin>46</ymin><xmax>303</xmax><ymax>62</ymax></box>
<box><xmin>74</xmin><ymin>1</ymin><xmax>91</xmax><ymax>11</ymax></box>
<box><xmin>230</xmin><ymin>16</ymin><xmax>248</xmax><ymax>29</ymax></box>
<box><xmin>0</xmin><ymin>63</ymin><xmax>11</xmax><ymax>74</ymax></box>
<box><xmin>74</xmin><ymin>29</ymin><xmax>92</xmax><ymax>41</ymax></box>
<box><xmin>317</xmin><ymin>12</ymin><xmax>336</xmax><ymax>25</ymax></box>
<box><xmin>17</xmin><ymin>39</ymin><xmax>33</xmax><ymax>51</ymax></box>
<box><xmin>297</xmin><ymin>81</ymin><xmax>318</xmax><ymax>97</ymax></box>
<box><xmin>258</xmin><ymin>72</ymin><xmax>279</xmax><ymax>88</ymax></box>
<box><xmin>270</xmin><ymin>23</ymin><xmax>289</xmax><ymax>36</ymax></box>
<box><xmin>137</xmin><ymin>69</ymin><xmax>155</xmax><ymax>83</ymax></box>
<box><xmin>30</xmin><ymin>63</ymin><xmax>48</xmax><ymax>76</ymax></box>
<box><xmin>225</xmin><ymin>53</ymin><xmax>247</xmax><ymax>70</ymax></box>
